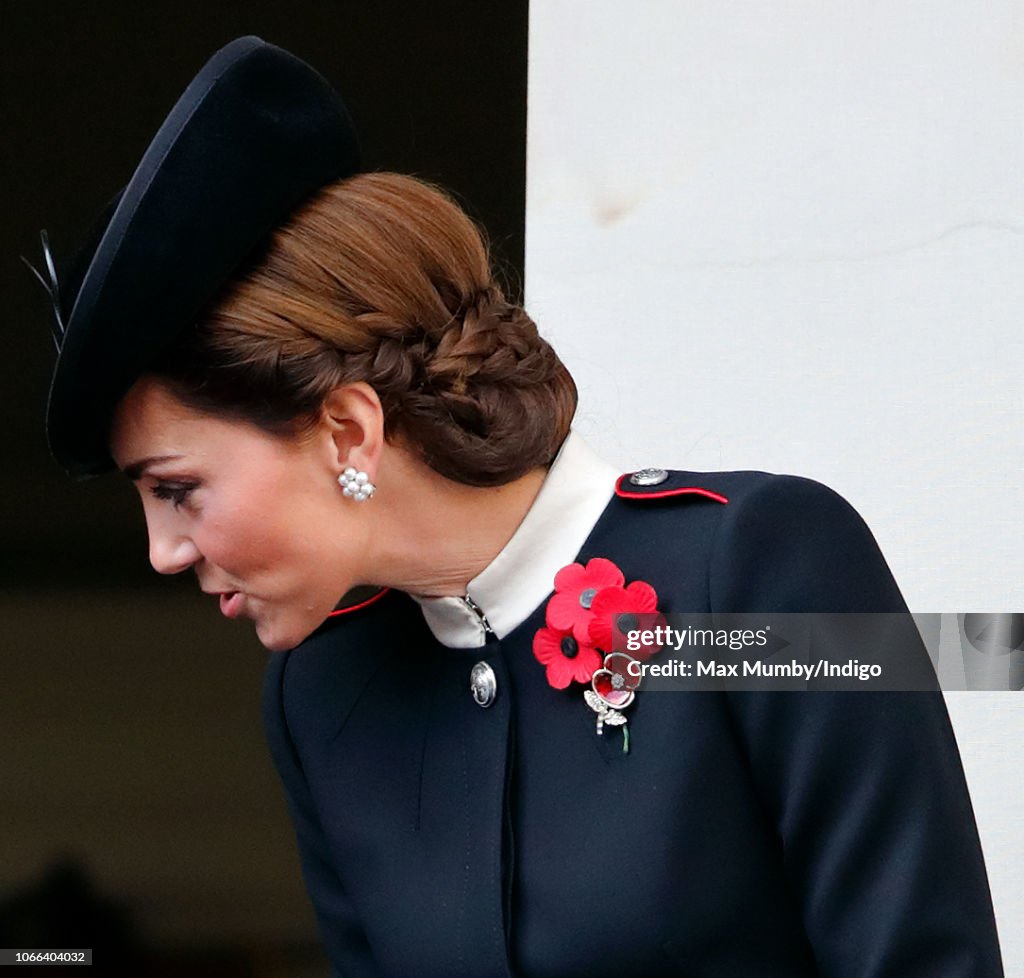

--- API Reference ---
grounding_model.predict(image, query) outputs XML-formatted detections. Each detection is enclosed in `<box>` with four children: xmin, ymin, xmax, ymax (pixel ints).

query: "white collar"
<box><xmin>407</xmin><ymin>430</ymin><xmax>619</xmax><ymax>648</ymax></box>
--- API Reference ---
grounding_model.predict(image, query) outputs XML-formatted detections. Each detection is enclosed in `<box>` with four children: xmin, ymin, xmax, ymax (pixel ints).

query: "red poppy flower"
<box><xmin>532</xmin><ymin>624</ymin><xmax>603</xmax><ymax>690</ymax></box>
<box><xmin>588</xmin><ymin>580</ymin><xmax>661</xmax><ymax>659</ymax></box>
<box><xmin>545</xmin><ymin>557</ymin><xmax>625</xmax><ymax>645</ymax></box>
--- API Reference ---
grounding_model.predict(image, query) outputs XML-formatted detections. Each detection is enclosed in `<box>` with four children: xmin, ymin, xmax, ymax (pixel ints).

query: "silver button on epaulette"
<box><xmin>630</xmin><ymin>467</ymin><xmax>668</xmax><ymax>486</ymax></box>
<box><xmin>470</xmin><ymin>661</ymin><xmax>498</xmax><ymax>708</ymax></box>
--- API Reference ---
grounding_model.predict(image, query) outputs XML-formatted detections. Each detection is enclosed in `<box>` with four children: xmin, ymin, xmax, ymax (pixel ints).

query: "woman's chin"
<box><xmin>237</xmin><ymin>592</ymin><xmax>337</xmax><ymax>653</ymax></box>
<box><xmin>253</xmin><ymin>614</ymin><xmax>318</xmax><ymax>653</ymax></box>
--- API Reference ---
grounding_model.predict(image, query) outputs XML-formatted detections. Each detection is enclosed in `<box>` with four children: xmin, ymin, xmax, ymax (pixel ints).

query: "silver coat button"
<box><xmin>470</xmin><ymin>661</ymin><xmax>498</xmax><ymax>708</ymax></box>
<box><xmin>630</xmin><ymin>467</ymin><xmax>669</xmax><ymax>486</ymax></box>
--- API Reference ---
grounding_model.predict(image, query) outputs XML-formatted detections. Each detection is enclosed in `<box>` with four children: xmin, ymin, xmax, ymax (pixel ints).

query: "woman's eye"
<box><xmin>150</xmin><ymin>483</ymin><xmax>197</xmax><ymax>508</ymax></box>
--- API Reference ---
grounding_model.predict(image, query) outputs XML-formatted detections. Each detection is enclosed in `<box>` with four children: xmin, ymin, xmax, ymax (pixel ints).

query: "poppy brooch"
<box><xmin>532</xmin><ymin>557</ymin><xmax>662</xmax><ymax>753</ymax></box>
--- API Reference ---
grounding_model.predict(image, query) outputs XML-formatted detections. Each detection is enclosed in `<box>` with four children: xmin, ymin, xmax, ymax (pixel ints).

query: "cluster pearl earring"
<box><xmin>338</xmin><ymin>467</ymin><xmax>376</xmax><ymax>502</ymax></box>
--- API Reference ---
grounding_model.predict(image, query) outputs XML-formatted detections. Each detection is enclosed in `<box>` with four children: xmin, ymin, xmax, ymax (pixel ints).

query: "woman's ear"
<box><xmin>319</xmin><ymin>382</ymin><xmax>385</xmax><ymax>478</ymax></box>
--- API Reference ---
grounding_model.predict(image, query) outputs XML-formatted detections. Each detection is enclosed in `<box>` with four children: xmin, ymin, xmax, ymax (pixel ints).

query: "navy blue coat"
<box><xmin>262</xmin><ymin>469</ymin><xmax>1003</xmax><ymax>977</ymax></box>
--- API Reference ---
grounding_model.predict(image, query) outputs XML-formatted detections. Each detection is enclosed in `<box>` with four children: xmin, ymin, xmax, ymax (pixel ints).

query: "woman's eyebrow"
<box><xmin>121</xmin><ymin>454</ymin><xmax>185</xmax><ymax>481</ymax></box>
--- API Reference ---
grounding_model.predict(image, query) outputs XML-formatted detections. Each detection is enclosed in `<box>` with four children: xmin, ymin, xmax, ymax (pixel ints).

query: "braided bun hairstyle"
<box><xmin>146</xmin><ymin>172</ymin><xmax>577</xmax><ymax>486</ymax></box>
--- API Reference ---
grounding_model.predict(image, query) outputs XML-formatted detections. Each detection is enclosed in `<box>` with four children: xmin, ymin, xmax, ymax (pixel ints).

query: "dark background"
<box><xmin>2</xmin><ymin>3</ymin><xmax>527</xmax><ymax>974</ymax></box>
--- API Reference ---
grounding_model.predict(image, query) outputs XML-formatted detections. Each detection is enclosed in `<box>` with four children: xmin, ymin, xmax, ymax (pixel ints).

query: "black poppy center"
<box><xmin>560</xmin><ymin>636</ymin><xmax>579</xmax><ymax>659</ymax></box>
<box><xmin>617</xmin><ymin>613</ymin><xmax>640</xmax><ymax>635</ymax></box>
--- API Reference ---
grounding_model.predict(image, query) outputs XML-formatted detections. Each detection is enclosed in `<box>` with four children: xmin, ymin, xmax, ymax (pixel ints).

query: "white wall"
<box><xmin>527</xmin><ymin>1</ymin><xmax>1022</xmax><ymax>969</ymax></box>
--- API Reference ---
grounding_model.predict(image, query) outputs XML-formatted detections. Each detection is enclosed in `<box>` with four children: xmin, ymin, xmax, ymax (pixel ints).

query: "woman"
<box><xmin>35</xmin><ymin>36</ymin><xmax>1003</xmax><ymax>977</ymax></box>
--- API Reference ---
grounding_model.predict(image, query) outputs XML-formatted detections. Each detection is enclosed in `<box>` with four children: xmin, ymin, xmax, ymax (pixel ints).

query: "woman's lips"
<box><xmin>219</xmin><ymin>591</ymin><xmax>244</xmax><ymax>619</ymax></box>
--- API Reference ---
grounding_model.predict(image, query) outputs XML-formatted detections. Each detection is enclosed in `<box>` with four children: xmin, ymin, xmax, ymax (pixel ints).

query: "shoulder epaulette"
<box><xmin>615</xmin><ymin>468</ymin><xmax>729</xmax><ymax>504</ymax></box>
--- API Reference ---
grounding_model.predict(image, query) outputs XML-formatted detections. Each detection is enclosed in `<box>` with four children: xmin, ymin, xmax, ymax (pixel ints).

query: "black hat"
<box><xmin>32</xmin><ymin>36</ymin><xmax>361</xmax><ymax>480</ymax></box>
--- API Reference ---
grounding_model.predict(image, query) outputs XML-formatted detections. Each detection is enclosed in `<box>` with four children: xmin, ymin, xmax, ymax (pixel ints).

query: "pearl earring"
<box><xmin>338</xmin><ymin>466</ymin><xmax>376</xmax><ymax>502</ymax></box>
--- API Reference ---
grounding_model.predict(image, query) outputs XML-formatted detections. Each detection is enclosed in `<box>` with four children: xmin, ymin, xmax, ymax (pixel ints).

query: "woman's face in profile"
<box><xmin>109</xmin><ymin>376</ymin><xmax>362</xmax><ymax>652</ymax></box>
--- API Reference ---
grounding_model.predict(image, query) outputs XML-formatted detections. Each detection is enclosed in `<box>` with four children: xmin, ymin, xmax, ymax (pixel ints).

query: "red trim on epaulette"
<box><xmin>326</xmin><ymin>587</ymin><xmax>392</xmax><ymax>618</ymax></box>
<box><xmin>614</xmin><ymin>473</ymin><xmax>729</xmax><ymax>504</ymax></box>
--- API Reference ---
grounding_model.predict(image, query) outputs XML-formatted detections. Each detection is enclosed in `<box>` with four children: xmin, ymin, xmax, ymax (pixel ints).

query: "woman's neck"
<box><xmin>359</xmin><ymin>443</ymin><xmax>549</xmax><ymax>598</ymax></box>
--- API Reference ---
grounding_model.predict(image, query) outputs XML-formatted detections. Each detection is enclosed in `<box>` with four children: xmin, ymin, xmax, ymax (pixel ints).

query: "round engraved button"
<box><xmin>470</xmin><ymin>661</ymin><xmax>498</xmax><ymax>708</ymax></box>
<box><xmin>629</xmin><ymin>467</ymin><xmax>668</xmax><ymax>487</ymax></box>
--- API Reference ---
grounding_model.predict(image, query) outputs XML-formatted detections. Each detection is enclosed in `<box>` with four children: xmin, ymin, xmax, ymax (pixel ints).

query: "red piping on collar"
<box><xmin>615</xmin><ymin>473</ymin><xmax>729</xmax><ymax>504</ymax></box>
<box><xmin>326</xmin><ymin>587</ymin><xmax>392</xmax><ymax>618</ymax></box>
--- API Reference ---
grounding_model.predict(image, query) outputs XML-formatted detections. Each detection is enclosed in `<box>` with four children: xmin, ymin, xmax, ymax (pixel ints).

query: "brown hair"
<box><xmin>147</xmin><ymin>172</ymin><xmax>577</xmax><ymax>486</ymax></box>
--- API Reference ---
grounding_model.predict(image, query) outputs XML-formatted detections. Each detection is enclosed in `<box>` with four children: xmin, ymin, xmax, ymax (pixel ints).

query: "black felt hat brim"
<box><xmin>45</xmin><ymin>35</ymin><xmax>361</xmax><ymax>479</ymax></box>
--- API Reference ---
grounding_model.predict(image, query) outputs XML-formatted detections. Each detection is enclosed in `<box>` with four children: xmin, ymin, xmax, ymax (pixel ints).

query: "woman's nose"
<box><xmin>148</xmin><ymin>527</ymin><xmax>201</xmax><ymax>575</ymax></box>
